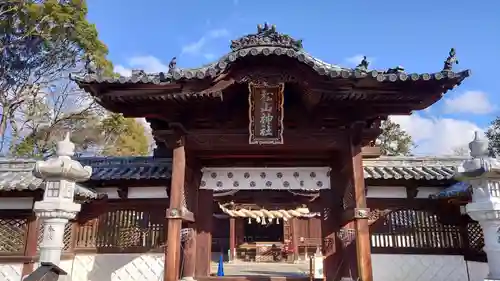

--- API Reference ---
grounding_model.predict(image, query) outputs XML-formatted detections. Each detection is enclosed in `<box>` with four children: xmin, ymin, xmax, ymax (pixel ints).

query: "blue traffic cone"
<box><xmin>217</xmin><ymin>253</ymin><xmax>225</xmax><ymax>276</ymax></box>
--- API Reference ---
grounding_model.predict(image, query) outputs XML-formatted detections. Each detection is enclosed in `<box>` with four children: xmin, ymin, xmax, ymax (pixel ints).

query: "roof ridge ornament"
<box><xmin>168</xmin><ymin>56</ymin><xmax>177</xmax><ymax>74</ymax></box>
<box><xmin>355</xmin><ymin>56</ymin><xmax>370</xmax><ymax>72</ymax></box>
<box><xmin>230</xmin><ymin>23</ymin><xmax>303</xmax><ymax>52</ymax></box>
<box><xmin>385</xmin><ymin>66</ymin><xmax>405</xmax><ymax>74</ymax></box>
<box><xmin>443</xmin><ymin>48</ymin><xmax>459</xmax><ymax>72</ymax></box>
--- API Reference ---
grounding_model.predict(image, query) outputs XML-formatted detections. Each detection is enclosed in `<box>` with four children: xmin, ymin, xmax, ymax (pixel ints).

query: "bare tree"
<box><xmin>0</xmin><ymin>0</ymin><xmax>112</xmax><ymax>152</ymax></box>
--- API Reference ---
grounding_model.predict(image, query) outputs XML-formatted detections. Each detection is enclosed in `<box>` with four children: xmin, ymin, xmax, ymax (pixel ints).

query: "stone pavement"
<box><xmin>210</xmin><ymin>262</ymin><xmax>310</xmax><ymax>276</ymax></box>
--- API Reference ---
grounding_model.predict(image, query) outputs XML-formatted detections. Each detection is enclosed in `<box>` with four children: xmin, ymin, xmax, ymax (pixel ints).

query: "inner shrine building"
<box><xmin>71</xmin><ymin>23</ymin><xmax>470</xmax><ymax>281</ymax></box>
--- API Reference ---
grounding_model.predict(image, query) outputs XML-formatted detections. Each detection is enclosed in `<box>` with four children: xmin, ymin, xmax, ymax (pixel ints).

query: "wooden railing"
<box><xmin>368</xmin><ymin>199</ymin><xmax>464</xmax><ymax>255</ymax></box>
<box><xmin>0</xmin><ymin>200</ymin><xmax>488</xmax><ymax>263</ymax></box>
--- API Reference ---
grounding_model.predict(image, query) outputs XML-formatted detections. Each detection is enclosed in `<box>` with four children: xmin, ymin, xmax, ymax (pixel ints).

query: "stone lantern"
<box><xmin>32</xmin><ymin>133</ymin><xmax>92</xmax><ymax>265</ymax></box>
<box><xmin>456</xmin><ymin>131</ymin><xmax>500</xmax><ymax>281</ymax></box>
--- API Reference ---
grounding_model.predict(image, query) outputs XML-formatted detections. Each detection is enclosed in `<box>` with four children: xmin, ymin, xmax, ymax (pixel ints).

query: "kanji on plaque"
<box><xmin>248</xmin><ymin>82</ymin><xmax>284</xmax><ymax>144</ymax></box>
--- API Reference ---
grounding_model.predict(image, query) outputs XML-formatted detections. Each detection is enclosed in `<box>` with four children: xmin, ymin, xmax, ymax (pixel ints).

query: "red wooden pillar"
<box><xmin>350</xmin><ymin>141</ymin><xmax>373</xmax><ymax>281</ymax></box>
<box><xmin>181</xmin><ymin>165</ymin><xmax>199</xmax><ymax>280</ymax></box>
<box><xmin>164</xmin><ymin>134</ymin><xmax>186</xmax><ymax>281</ymax></box>
<box><xmin>229</xmin><ymin>217</ymin><xmax>235</xmax><ymax>262</ymax></box>
<box><xmin>321</xmin><ymin>165</ymin><xmax>345</xmax><ymax>281</ymax></box>
<box><xmin>195</xmin><ymin>189</ymin><xmax>213</xmax><ymax>277</ymax></box>
<box><xmin>182</xmin><ymin>230</ymin><xmax>197</xmax><ymax>280</ymax></box>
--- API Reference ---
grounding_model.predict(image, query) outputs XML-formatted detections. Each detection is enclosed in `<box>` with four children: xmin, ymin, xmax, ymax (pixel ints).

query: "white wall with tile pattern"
<box><xmin>0</xmin><ymin>254</ymin><xmax>489</xmax><ymax>281</ymax></box>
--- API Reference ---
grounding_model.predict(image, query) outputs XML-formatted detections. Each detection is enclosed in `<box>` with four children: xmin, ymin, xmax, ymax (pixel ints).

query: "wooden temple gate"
<box><xmin>70</xmin><ymin>23</ymin><xmax>471</xmax><ymax>281</ymax></box>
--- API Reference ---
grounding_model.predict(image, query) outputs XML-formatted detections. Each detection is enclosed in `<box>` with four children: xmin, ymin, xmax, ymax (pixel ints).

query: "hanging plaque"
<box><xmin>248</xmin><ymin>82</ymin><xmax>284</xmax><ymax>144</ymax></box>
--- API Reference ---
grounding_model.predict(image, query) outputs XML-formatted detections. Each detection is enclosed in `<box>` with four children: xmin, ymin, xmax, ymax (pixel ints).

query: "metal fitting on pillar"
<box><xmin>32</xmin><ymin>133</ymin><xmax>92</xmax><ymax>266</ymax></box>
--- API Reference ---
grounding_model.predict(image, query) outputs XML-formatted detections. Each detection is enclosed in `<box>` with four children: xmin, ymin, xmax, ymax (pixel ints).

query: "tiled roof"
<box><xmin>77</xmin><ymin>156</ymin><xmax>172</xmax><ymax>181</ymax></box>
<box><xmin>0</xmin><ymin>159</ymin><xmax>97</xmax><ymax>199</ymax></box>
<box><xmin>363</xmin><ymin>156</ymin><xmax>467</xmax><ymax>180</ymax></box>
<box><xmin>429</xmin><ymin>181</ymin><xmax>471</xmax><ymax>199</ymax></box>
<box><xmin>70</xmin><ymin>26</ymin><xmax>470</xmax><ymax>87</ymax></box>
<box><xmin>70</xmin><ymin>47</ymin><xmax>470</xmax><ymax>86</ymax></box>
<box><xmin>0</xmin><ymin>156</ymin><xmax>467</xmax><ymax>198</ymax></box>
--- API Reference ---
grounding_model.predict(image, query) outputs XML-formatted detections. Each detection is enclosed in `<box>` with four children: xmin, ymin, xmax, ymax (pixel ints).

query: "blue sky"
<box><xmin>86</xmin><ymin>0</ymin><xmax>499</xmax><ymax>155</ymax></box>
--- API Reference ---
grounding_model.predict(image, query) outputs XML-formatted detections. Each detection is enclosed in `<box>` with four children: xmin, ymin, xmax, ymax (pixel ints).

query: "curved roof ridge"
<box><xmin>70</xmin><ymin>23</ymin><xmax>470</xmax><ymax>86</ymax></box>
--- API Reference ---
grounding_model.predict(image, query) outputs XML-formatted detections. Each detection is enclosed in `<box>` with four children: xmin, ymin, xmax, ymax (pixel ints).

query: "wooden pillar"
<box><xmin>181</xmin><ymin>164</ymin><xmax>199</xmax><ymax>281</ymax></box>
<box><xmin>229</xmin><ymin>217</ymin><xmax>235</xmax><ymax>262</ymax></box>
<box><xmin>164</xmin><ymin>134</ymin><xmax>186</xmax><ymax>281</ymax></box>
<box><xmin>321</xmin><ymin>167</ymin><xmax>345</xmax><ymax>281</ymax></box>
<box><xmin>21</xmin><ymin>212</ymin><xmax>39</xmax><ymax>278</ymax></box>
<box><xmin>290</xmin><ymin>218</ymin><xmax>299</xmax><ymax>262</ymax></box>
<box><xmin>235</xmin><ymin>218</ymin><xmax>244</xmax><ymax>246</ymax></box>
<box><xmin>350</xmin><ymin>141</ymin><xmax>373</xmax><ymax>281</ymax></box>
<box><xmin>182</xmin><ymin>230</ymin><xmax>197</xmax><ymax>280</ymax></box>
<box><xmin>195</xmin><ymin>189</ymin><xmax>213</xmax><ymax>277</ymax></box>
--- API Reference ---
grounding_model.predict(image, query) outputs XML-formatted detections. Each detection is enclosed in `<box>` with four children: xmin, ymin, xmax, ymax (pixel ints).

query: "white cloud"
<box><xmin>181</xmin><ymin>28</ymin><xmax>229</xmax><ymax>57</ymax></box>
<box><xmin>136</xmin><ymin>117</ymin><xmax>156</xmax><ymax>153</ymax></box>
<box><xmin>444</xmin><ymin>90</ymin><xmax>496</xmax><ymax>115</ymax></box>
<box><xmin>114</xmin><ymin>56</ymin><xmax>169</xmax><ymax>76</ymax></box>
<box><xmin>390</xmin><ymin>113</ymin><xmax>483</xmax><ymax>156</ymax></box>
<box><xmin>113</xmin><ymin>65</ymin><xmax>132</xmax><ymax>76</ymax></box>
<box><xmin>344</xmin><ymin>54</ymin><xmax>375</xmax><ymax>67</ymax></box>
<box><xmin>128</xmin><ymin>56</ymin><xmax>169</xmax><ymax>72</ymax></box>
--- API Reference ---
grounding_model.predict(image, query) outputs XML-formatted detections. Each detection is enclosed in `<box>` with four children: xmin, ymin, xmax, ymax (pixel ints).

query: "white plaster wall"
<box><xmin>0</xmin><ymin>198</ymin><xmax>33</xmax><ymax>209</ymax></box>
<box><xmin>367</xmin><ymin>186</ymin><xmax>407</xmax><ymax>198</ymax></box>
<box><xmin>0</xmin><ymin>263</ymin><xmax>22</xmax><ymax>281</ymax></box>
<box><xmin>366</xmin><ymin>186</ymin><xmax>442</xmax><ymax>199</ymax></box>
<box><xmin>98</xmin><ymin>186</ymin><xmax>168</xmax><ymax>199</ymax></box>
<box><xmin>416</xmin><ymin>187</ymin><xmax>441</xmax><ymax>199</ymax></box>
<box><xmin>65</xmin><ymin>254</ymin><xmax>487</xmax><ymax>281</ymax></box>
<box><xmin>68</xmin><ymin>254</ymin><xmax>164</xmax><ymax>281</ymax></box>
<box><xmin>372</xmin><ymin>254</ymin><xmax>488</xmax><ymax>281</ymax></box>
<box><xmin>7</xmin><ymin>253</ymin><xmax>489</xmax><ymax>281</ymax></box>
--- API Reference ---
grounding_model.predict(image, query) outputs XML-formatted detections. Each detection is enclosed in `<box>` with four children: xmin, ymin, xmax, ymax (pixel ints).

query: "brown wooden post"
<box><xmin>21</xmin><ymin>212</ymin><xmax>39</xmax><ymax>278</ymax></box>
<box><xmin>195</xmin><ymin>189</ymin><xmax>213</xmax><ymax>277</ymax></box>
<box><xmin>321</xmin><ymin>163</ymin><xmax>345</xmax><ymax>281</ymax></box>
<box><xmin>229</xmin><ymin>217</ymin><xmax>235</xmax><ymax>262</ymax></box>
<box><xmin>350</xmin><ymin>141</ymin><xmax>373</xmax><ymax>281</ymax></box>
<box><xmin>164</xmin><ymin>133</ymin><xmax>186</xmax><ymax>281</ymax></box>
<box><xmin>182</xmin><ymin>230</ymin><xmax>197</xmax><ymax>280</ymax></box>
<box><xmin>291</xmin><ymin>218</ymin><xmax>299</xmax><ymax>262</ymax></box>
<box><xmin>181</xmin><ymin>162</ymin><xmax>200</xmax><ymax>281</ymax></box>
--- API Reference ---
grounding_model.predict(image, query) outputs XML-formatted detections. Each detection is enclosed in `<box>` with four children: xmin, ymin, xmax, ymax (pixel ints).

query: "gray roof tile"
<box><xmin>70</xmin><ymin>47</ymin><xmax>471</xmax><ymax>86</ymax></box>
<box><xmin>78</xmin><ymin>156</ymin><xmax>172</xmax><ymax>181</ymax></box>
<box><xmin>363</xmin><ymin>156</ymin><xmax>466</xmax><ymax>180</ymax></box>
<box><xmin>0</xmin><ymin>159</ymin><xmax>97</xmax><ymax>198</ymax></box>
<box><xmin>70</xmin><ymin>25</ymin><xmax>469</xmax><ymax>87</ymax></box>
<box><xmin>0</xmin><ymin>156</ymin><xmax>467</xmax><ymax>199</ymax></box>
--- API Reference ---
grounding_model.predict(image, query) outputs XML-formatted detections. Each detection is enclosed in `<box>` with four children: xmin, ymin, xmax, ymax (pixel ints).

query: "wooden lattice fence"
<box><xmin>0</xmin><ymin>216</ymin><xmax>28</xmax><ymax>255</ymax></box>
<box><xmin>463</xmin><ymin>220</ymin><xmax>486</xmax><ymax>262</ymax></box>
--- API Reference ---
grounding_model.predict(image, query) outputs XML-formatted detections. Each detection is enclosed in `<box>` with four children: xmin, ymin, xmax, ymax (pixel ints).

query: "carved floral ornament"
<box><xmin>200</xmin><ymin>167</ymin><xmax>331</xmax><ymax>190</ymax></box>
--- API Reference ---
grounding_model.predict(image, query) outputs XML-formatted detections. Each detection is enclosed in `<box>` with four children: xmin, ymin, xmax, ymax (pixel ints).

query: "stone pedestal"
<box><xmin>456</xmin><ymin>132</ymin><xmax>500</xmax><ymax>281</ymax></box>
<box><xmin>32</xmin><ymin>133</ymin><xmax>92</xmax><ymax>266</ymax></box>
